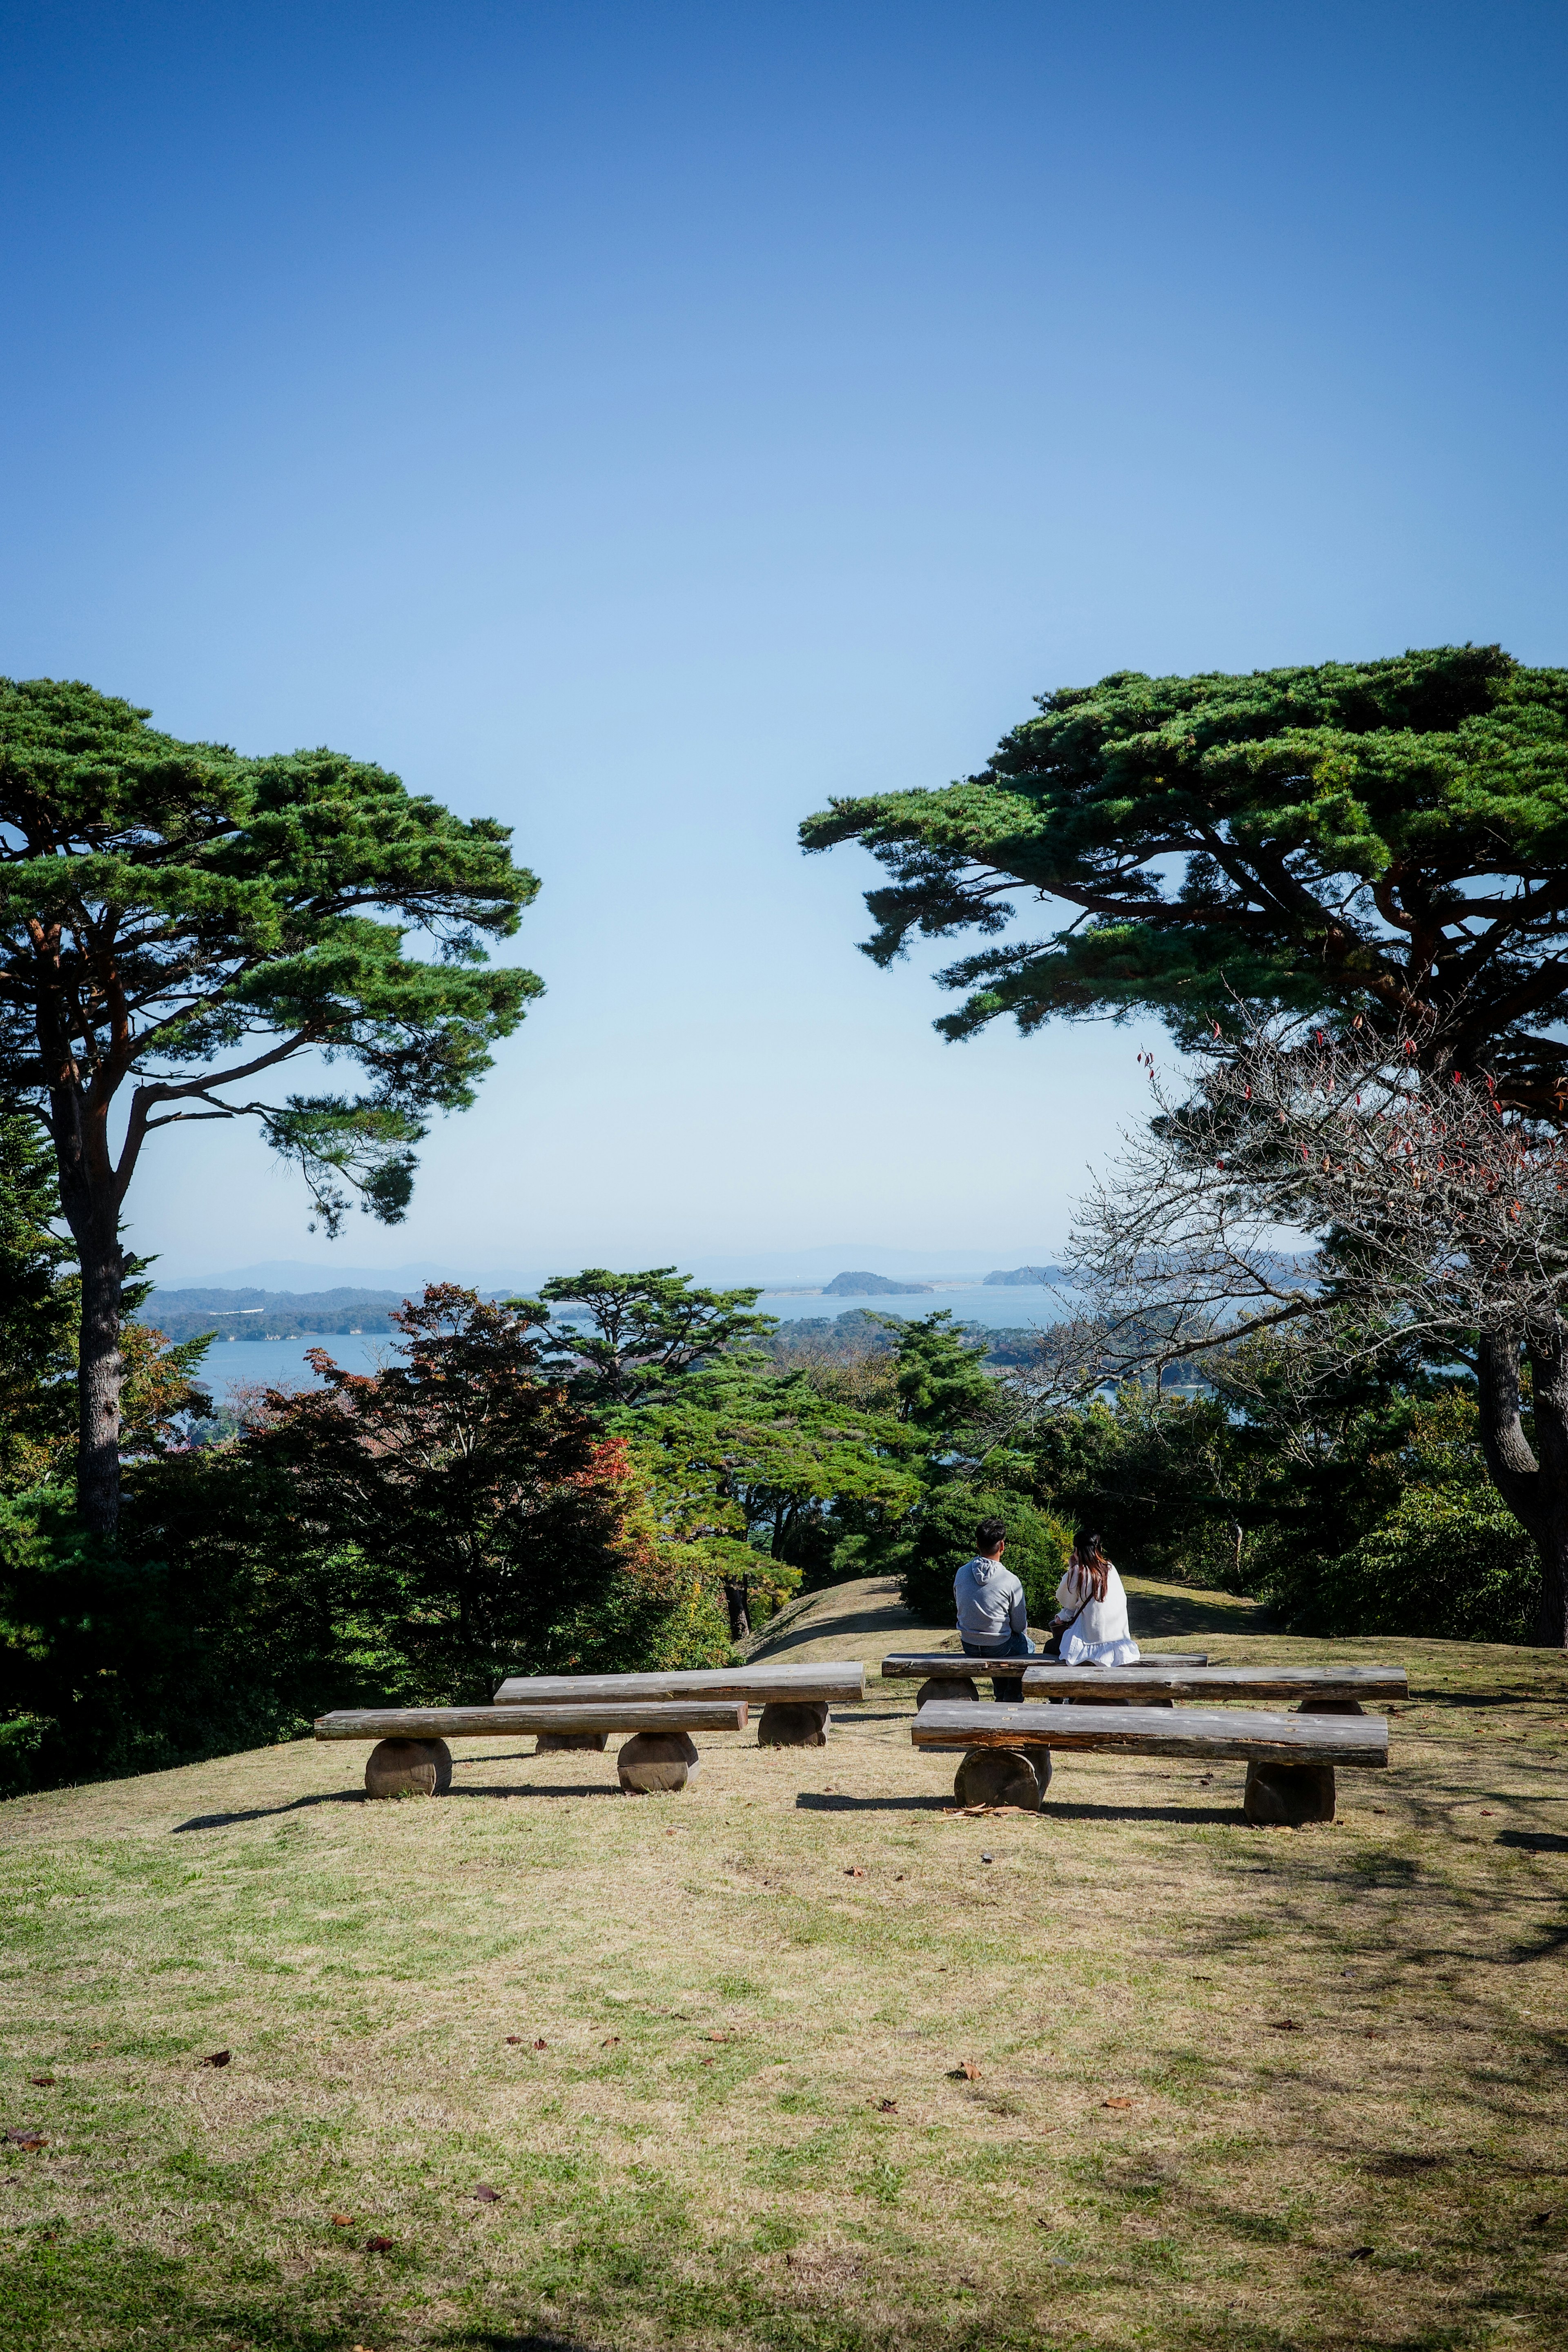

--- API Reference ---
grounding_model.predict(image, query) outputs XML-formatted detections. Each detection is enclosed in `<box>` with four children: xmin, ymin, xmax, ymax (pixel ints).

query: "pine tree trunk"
<box><xmin>75</xmin><ymin>1222</ymin><xmax>126</xmax><ymax>1538</ymax></box>
<box><xmin>1526</xmin><ymin>1324</ymin><xmax>1568</xmax><ymax>1648</ymax></box>
<box><xmin>1477</xmin><ymin>1320</ymin><xmax>1568</xmax><ymax>1650</ymax></box>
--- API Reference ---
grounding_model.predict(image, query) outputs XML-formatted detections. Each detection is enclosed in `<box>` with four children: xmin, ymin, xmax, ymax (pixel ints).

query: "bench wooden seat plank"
<box><xmin>1019</xmin><ymin>1663</ymin><xmax>1407</xmax><ymax>1703</ymax></box>
<box><xmin>492</xmin><ymin>1663</ymin><xmax>864</xmax><ymax>1706</ymax></box>
<box><xmin>912</xmin><ymin>1700</ymin><xmax>1388</xmax><ymax>1768</ymax></box>
<box><xmin>882</xmin><ymin>1652</ymin><xmax>1209</xmax><ymax>1679</ymax></box>
<box><xmin>316</xmin><ymin>1702</ymin><xmax>747</xmax><ymax>1741</ymax></box>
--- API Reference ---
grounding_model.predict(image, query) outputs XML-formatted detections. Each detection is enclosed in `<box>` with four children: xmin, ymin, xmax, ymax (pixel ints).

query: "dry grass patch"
<box><xmin>2</xmin><ymin>1576</ymin><xmax>1566</xmax><ymax>2351</ymax></box>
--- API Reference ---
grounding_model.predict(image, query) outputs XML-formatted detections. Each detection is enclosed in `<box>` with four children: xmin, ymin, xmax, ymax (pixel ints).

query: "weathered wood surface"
<box><xmin>316</xmin><ymin>1702</ymin><xmax>747</xmax><ymax>1741</ymax></box>
<box><xmin>1019</xmin><ymin>1663</ymin><xmax>1407</xmax><ymax>1703</ymax></box>
<box><xmin>493</xmin><ymin>1662</ymin><xmax>864</xmax><ymax>1706</ymax></box>
<box><xmin>912</xmin><ymin>1701</ymin><xmax>1388</xmax><ymax>1768</ymax></box>
<box><xmin>882</xmin><ymin>1653</ymin><xmax>1209</xmax><ymax>1679</ymax></box>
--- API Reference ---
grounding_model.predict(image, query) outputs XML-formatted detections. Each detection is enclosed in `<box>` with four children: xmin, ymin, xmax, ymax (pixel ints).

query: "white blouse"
<box><xmin>1055</xmin><ymin>1563</ymin><xmax>1140</xmax><ymax>1666</ymax></box>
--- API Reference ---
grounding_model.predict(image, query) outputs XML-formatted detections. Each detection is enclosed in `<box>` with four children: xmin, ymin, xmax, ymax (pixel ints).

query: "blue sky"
<box><xmin>4</xmin><ymin>1</ymin><xmax>1564</xmax><ymax>1285</ymax></box>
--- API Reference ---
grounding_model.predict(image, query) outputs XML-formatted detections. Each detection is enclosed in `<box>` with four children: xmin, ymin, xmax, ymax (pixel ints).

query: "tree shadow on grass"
<box><xmin>449</xmin><ymin>2337</ymin><xmax>600</xmax><ymax>2351</ymax></box>
<box><xmin>749</xmin><ymin>1594</ymin><xmax>924</xmax><ymax>1657</ymax></box>
<box><xmin>1123</xmin><ymin>1584</ymin><xmax>1273</xmax><ymax>1640</ymax></box>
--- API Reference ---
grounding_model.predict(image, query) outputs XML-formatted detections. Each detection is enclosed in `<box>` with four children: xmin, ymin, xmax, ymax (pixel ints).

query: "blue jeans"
<box><xmin>962</xmin><ymin>1630</ymin><xmax>1037</xmax><ymax>1704</ymax></box>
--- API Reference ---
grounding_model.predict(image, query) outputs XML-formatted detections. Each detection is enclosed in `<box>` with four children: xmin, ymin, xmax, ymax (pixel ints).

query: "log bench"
<box><xmin>492</xmin><ymin>1661</ymin><xmax>865</xmax><ymax>1749</ymax></box>
<box><xmin>314</xmin><ymin>1701</ymin><xmax>748</xmax><ymax>1796</ymax></box>
<box><xmin>1021</xmin><ymin>1662</ymin><xmax>1406</xmax><ymax>1707</ymax></box>
<box><xmin>911</xmin><ymin>1698</ymin><xmax>1389</xmax><ymax>1825</ymax></box>
<box><xmin>882</xmin><ymin>1651</ymin><xmax>1210</xmax><ymax>1705</ymax></box>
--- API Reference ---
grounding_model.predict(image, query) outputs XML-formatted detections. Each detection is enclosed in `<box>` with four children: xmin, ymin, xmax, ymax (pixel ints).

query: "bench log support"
<box><xmin>757</xmin><ymin>1701</ymin><xmax>831</xmax><ymax>1748</ymax></box>
<box><xmin>618</xmin><ymin>1732</ymin><xmax>700</xmax><ymax>1792</ymax></box>
<box><xmin>364</xmin><ymin>1739</ymin><xmax>454</xmax><ymax>1798</ymax></box>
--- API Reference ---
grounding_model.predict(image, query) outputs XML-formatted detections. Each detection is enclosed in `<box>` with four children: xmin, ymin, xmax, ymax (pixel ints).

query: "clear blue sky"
<box><xmin>4</xmin><ymin>1</ymin><xmax>1564</xmax><ymax>1284</ymax></box>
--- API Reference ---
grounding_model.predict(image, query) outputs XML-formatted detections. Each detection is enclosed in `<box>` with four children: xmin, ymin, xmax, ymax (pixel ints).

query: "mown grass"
<box><xmin>2</xmin><ymin>1574</ymin><xmax>1566</xmax><ymax>2351</ymax></box>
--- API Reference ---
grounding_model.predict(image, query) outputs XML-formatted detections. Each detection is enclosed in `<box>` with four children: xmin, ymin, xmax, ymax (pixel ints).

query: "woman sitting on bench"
<box><xmin>1053</xmin><ymin>1532</ymin><xmax>1140</xmax><ymax>1666</ymax></box>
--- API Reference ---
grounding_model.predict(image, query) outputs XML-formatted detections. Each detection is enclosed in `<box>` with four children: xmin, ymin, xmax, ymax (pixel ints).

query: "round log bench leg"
<box><xmin>535</xmin><ymin>1731</ymin><xmax>610</xmax><ymax>1754</ymax></box>
<box><xmin>364</xmin><ymin>1737</ymin><xmax>453</xmax><ymax>1798</ymax></box>
<box><xmin>1243</xmin><ymin>1761</ymin><xmax>1336</xmax><ymax>1827</ymax></box>
<box><xmin>953</xmin><ymin>1747</ymin><xmax>1049</xmax><ymax>1809</ymax></box>
<box><xmin>617</xmin><ymin>1731</ymin><xmax>701</xmax><ymax>1794</ymax></box>
<box><xmin>757</xmin><ymin>1701</ymin><xmax>831</xmax><ymax>1748</ymax></box>
<box><xmin>917</xmin><ymin>1677</ymin><xmax>980</xmax><ymax>1708</ymax></box>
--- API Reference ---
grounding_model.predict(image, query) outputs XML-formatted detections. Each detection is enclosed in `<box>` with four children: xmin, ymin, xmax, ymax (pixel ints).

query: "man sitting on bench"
<box><xmin>954</xmin><ymin>1517</ymin><xmax>1037</xmax><ymax>1702</ymax></box>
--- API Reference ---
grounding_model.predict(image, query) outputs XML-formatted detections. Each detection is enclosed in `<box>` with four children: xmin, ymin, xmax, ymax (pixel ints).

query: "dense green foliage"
<box><xmin>802</xmin><ymin>645</ymin><xmax>1568</xmax><ymax>1111</ymax></box>
<box><xmin>894</xmin><ymin>1484</ymin><xmax>1072</xmax><ymax>1629</ymax></box>
<box><xmin>249</xmin><ymin>1286</ymin><xmax>727</xmax><ymax>1701</ymax></box>
<box><xmin>0</xmin><ymin>1112</ymin><xmax>76</xmax><ymax>1483</ymax></box>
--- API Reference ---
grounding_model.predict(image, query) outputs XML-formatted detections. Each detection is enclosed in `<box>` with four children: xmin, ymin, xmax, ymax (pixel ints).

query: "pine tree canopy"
<box><xmin>800</xmin><ymin>645</ymin><xmax>1568</xmax><ymax>1113</ymax></box>
<box><xmin>0</xmin><ymin>676</ymin><xmax>541</xmax><ymax>1234</ymax></box>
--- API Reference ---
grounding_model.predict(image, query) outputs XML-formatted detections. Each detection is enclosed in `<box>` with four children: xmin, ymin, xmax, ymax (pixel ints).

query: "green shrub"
<box><xmin>897</xmin><ymin>1486</ymin><xmax>1072</xmax><ymax>1631</ymax></box>
<box><xmin>0</xmin><ymin>1480</ymin><xmax>288</xmax><ymax>1798</ymax></box>
<box><xmin>1314</xmin><ymin>1483</ymin><xmax>1537</xmax><ymax>1643</ymax></box>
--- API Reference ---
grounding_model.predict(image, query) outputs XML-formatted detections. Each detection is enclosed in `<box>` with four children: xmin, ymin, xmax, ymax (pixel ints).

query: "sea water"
<box><xmin>194</xmin><ymin>1285</ymin><xmax>1064</xmax><ymax>1401</ymax></box>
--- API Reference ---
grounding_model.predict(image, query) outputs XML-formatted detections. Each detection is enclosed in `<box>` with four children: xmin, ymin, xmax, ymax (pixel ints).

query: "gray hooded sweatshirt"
<box><xmin>953</xmin><ymin>1554</ymin><xmax>1028</xmax><ymax>1648</ymax></box>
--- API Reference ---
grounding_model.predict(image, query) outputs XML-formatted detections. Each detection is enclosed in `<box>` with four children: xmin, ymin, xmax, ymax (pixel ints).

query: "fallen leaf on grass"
<box><xmin>472</xmin><ymin>2184</ymin><xmax>501</xmax><ymax>2203</ymax></box>
<box><xmin>365</xmin><ymin>2235</ymin><xmax>394</xmax><ymax>2253</ymax></box>
<box><xmin>1346</xmin><ymin>2245</ymin><xmax>1374</xmax><ymax>2261</ymax></box>
<box><xmin>948</xmin><ymin>2061</ymin><xmax>981</xmax><ymax>2081</ymax></box>
<box><xmin>505</xmin><ymin>2036</ymin><xmax>523</xmax><ymax>2045</ymax></box>
<box><xmin>1269</xmin><ymin>2019</ymin><xmax>1303</xmax><ymax>2032</ymax></box>
<box><xmin>1102</xmin><ymin>2098</ymin><xmax>1133</xmax><ymax>2111</ymax></box>
<box><xmin>5</xmin><ymin>2132</ymin><xmax>46</xmax><ymax>2149</ymax></box>
<box><xmin>877</xmin><ymin>2099</ymin><xmax>898</xmax><ymax>2114</ymax></box>
<box><xmin>844</xmin><ymin>1866</ymin><xmax>864</xmax><ymax>1878</ymax></box>
<box><xmin>1363</xmin><ymin>2028</ymin><xmax>1384</xmax><ymax>2039</ymax></box>
<box><xmin>201</xmin><ymin>2050</ymin><xmax>231</xmax><ymax>2068</ymax></box>
<box><xmin>1529</xmin><ymin>2212</ymin><xmax>1553</xmax><ymax>2228</ymax></box>
<box><xmin>331</xmin><ymin>2214</ymin><xmax>354</xmax><ymax>2227</ymax></box>
<box><xmin>532</xmin><ymin>2038</ymin><xmax>548</xmax><ymax>2050</ymax></box>
<box><xmin>28</xmin><ymin>2076</ymin><xmax>54</xmax><ymax>2087</ymax></box>
<box><xmin>705</xmin><ymin>2030</ymin><xmax>735</xmax><ymax>2042</ymax></box>
<box><xmin>601</xmin><ymin>2036</ymin><xmax>620</xmax><ymax>2047</ymax></box>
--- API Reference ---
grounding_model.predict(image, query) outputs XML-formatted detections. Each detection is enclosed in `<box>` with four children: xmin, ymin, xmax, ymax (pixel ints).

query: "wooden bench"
<box><xmin>911</xmin><ymin>1697</ymin><xmax>1389</xmax><ymax>1826</ymax></box>
<box><xmin>315</xmin><ymin>1701</ymin><xmax>748</xmax><ymax>1797</ymax></box>
<box><xmin>1021</xmin><ymin>1662</ymin><xmax>1406</xmax><ymax>1707</ymax></box>
<box><xmin>492</xmin><ymin>1661</ymin><xmax>865</xmax><ymax>1749</ymax></box>
<box><xmin>882</xmin><ymin>1651</ymin><xmax>1210</xmax><ymax>1705</ymax></box>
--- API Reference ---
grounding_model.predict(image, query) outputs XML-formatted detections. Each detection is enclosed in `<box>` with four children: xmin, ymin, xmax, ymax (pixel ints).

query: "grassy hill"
<box><xmin>2</xmin><ymin>1576</ymin><xmax>1566</xmax><ymax>2351</ymax></box>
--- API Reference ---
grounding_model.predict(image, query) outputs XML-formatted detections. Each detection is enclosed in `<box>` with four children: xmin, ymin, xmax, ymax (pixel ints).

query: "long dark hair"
<box><xmin>1069</xmin><ymin>1532</ymin><xmax>1110</xmax><ymax>1603</ymax></box>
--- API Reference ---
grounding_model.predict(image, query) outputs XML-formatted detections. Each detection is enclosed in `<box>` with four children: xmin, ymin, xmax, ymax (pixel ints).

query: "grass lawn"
<box><xmin>2</xmin><ymin>1573</ymin><xmax>1567</xmax><ymax>2352</ymax></box>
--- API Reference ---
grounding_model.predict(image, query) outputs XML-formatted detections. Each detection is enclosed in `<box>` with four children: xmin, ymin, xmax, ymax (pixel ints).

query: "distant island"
<box><xmin>983</xmin><ymin>1265</ymin><xmax>1065</xmax><ymax>1287</ymax></box>
<box><xmin>144</xmin><ymin>1287</ymin><xmax>405</xmax><ymax>1341</ymax></box>
<box><xmin>820</xmin><ymin>1270</ymin><xmax>935</xmax><ymax>1296</ymax></box>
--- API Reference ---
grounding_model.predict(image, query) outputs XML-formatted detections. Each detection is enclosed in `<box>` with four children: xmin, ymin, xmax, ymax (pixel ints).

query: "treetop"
<box><xmin>800</xmin><ymin>645</ymin><xmax>1568</xmax><ymax>1109</ymax></box>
